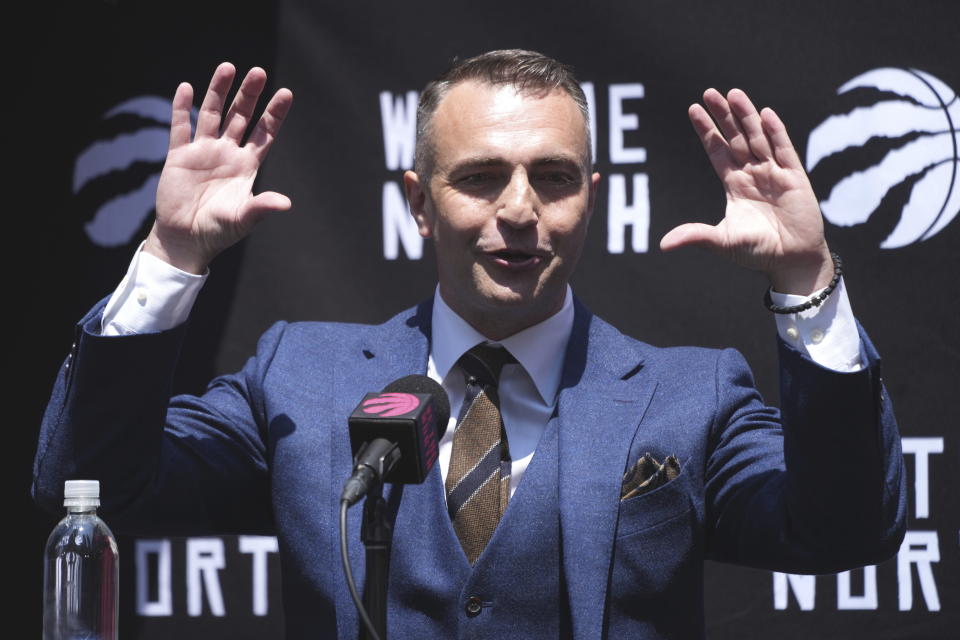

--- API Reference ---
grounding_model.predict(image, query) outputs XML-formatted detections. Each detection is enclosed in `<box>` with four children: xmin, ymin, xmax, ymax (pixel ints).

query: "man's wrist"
<box><xmin>101</xmin><ymin>242</ymin><xmax>208</xmax><ymax>336</ymax></box>
<box><xmin>767</xmin><ymin>246</ymin><xmax>835</xmax><ymax>296</ymax></box>
<box><xmin>770</xmin><ymin>276</ymin><xmax>862</xmax><ymax>372</ymax></box>
<box><xmin>765</xmin><ymin>252</ymin><xmax>842</xmax><ymax>314</ymax></box>
<box><xmin>143</xmin><ymin>227</ymin><xmax>210</xmax><ymax>275</ymax></box>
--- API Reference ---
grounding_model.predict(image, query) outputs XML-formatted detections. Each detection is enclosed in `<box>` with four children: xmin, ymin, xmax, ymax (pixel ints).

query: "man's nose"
<box><xmin>496</xmin><ymin>171</ymin><xmax>538</xmax><ymax>228</ymax></box>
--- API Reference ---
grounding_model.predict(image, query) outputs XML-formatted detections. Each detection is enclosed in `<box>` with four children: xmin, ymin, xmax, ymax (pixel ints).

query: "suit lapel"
<box><xmin>326</xmin><ymin>298</ymin><xmax>656</xmax><ymax>638</ymax></box>
<box><xmin>330</xmin><ymin>301</ymin><xmax>433</xmax><ymax>638</ymax></box>
<box><xmin>558</xmin><ymin>300</ymin><xmax>657</xmax><ymax>639</ymax></box>
<box><xmin>329</xmin><ymin>300</ymin><xmax>433</xmax><ymax>464</ymax></box>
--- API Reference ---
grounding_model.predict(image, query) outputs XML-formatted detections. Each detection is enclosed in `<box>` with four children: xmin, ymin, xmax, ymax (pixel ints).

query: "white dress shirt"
<box><xmin>428</xmin><ymin>286</ymin><xmax>574</xmax><ymax>496</ymax></box>
<box><xmin>101</xmin><ymin>246</ymin><xmax>864</xmax><ymax>496</ymax></box>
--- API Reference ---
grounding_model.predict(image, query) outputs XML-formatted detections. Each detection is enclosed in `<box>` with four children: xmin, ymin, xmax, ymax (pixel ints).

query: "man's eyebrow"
<box><xmin>446</xmin><ymin>154</ymin><xmax>586</xmax><ymax>172</ymax></box>
<box><xmin>446</xmin><ymin>157</ymin><xmax>508</xmax><ymax>171</ymax></box>
<box><xmin>530</xmin><ymin>155</ymin><xmax>584</xmax><ymax>168</ymax></box>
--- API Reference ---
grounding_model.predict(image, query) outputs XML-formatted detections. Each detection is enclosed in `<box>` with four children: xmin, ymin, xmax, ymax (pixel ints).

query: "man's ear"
<box><xmin>586</xmin><ymin>172</ymin><xmax>601</xmax><ymax>223</ymax></box>
<box><xmin>403</xmin><ymin>170</ymin><xmax>434</xmax><ymax>238</ymax></box>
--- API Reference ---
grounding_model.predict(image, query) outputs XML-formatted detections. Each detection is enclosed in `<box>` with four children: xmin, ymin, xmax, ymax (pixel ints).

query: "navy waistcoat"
<box><xmin>385</xmin><ymin>412</ymin><xmax>564</xmax><ymax>638</ymax></box>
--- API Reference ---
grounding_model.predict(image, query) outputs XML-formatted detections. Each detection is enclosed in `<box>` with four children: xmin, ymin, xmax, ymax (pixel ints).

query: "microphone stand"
<box><xmin>360</xmin><ymin>479</ymin><xmax>390</xmax><ymax>640</ymax></box>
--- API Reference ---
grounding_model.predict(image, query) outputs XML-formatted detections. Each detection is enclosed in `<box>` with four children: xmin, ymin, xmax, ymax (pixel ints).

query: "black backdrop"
<box><xmin>19</xmin><ymin>1</ymin><xmax>957</xmax><ymax>638</ymax></box>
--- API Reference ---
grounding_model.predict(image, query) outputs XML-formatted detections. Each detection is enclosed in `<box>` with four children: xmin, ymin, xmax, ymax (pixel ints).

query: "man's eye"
<box><xmin>461</xmin><ymin>172</ymin><xmax>490</xmax><ymax>182</ymax></box>
<box><xmin>539</xmin><ymin>173</ymin><xmax>577</xmax><ymax>185</ymax></box>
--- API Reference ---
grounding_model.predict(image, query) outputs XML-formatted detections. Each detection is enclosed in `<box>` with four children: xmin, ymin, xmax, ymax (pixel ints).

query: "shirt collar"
<box><xmin>431</xmin><ymin>286</ymin><xmax>574</xmax><ymax>406</ymax></box>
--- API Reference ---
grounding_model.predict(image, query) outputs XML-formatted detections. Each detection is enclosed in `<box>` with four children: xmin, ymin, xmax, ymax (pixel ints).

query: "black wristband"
<box><xmin>763</xmin><ymin>252</ymin><xmax>843</xmax><ymax>314</ymax></box>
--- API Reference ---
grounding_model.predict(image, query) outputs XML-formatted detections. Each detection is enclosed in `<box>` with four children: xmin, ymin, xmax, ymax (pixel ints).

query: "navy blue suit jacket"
<box><xmin>33</xmin><ymin>296</ymin><xmax>906</xmax><ymax>638</ymax></box>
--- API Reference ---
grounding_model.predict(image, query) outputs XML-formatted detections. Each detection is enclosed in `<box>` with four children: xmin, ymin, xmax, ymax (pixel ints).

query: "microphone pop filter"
<box><xmin>383</xmin><ymin>374</ymin><xmax>450</xmax><ymax>440</ymax></box>
<box><xmin>347</xmin><ymin>374</ymin><xmax>450</xmax><ymax>484</ymax></box>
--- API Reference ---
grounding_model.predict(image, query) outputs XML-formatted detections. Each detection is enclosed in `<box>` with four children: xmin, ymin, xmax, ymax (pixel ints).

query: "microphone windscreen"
<box><xmin>383</xmin><ymin>374</ymin><xmax>451</xmax><ymax>438</ymax></box>
<box><xmin>348</xmin><ymin>374</ymin><xmax>449</xmax><ymax>484</ymax></box>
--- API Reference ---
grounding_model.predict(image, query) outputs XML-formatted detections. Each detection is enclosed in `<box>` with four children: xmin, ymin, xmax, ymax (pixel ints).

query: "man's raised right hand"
<box><xmin>144</xmin><ymin>62</ymin><xmax>293</xmax><ymax>274</ymax></box>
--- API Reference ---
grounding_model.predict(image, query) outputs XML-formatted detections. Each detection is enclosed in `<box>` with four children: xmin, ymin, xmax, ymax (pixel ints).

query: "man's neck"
<box><xmin>437</xmin><ymin>289</ymin><xmax>565</xmax><ymax>341</ymax></box>
<box><xmin>430</xmin><ymin>285</ymin><xmax>575</xmax><ymax>406</ymax></box>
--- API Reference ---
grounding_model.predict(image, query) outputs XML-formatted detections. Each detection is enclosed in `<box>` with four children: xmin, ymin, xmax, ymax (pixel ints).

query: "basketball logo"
<box><xmin>362</xmin><ymin>392</ymin><xmax>421</xmax><ymax>417</ymax></box>
<box><xmin>806</xmin><ymin>68</ymin><xmax>959</xmax><ymax>248</ymax></box>
<box><xmin>73</xmin><ymin>96</ymin><xmax>197</xmax><ymax>247</ymax></box>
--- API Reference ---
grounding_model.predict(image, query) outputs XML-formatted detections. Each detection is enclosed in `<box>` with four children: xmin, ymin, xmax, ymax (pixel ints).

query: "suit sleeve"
<box><xmin>32</xmin><ymin>297</ymin><xmax>284</xmax><ymax>536</ymax></box>
<box><xmin>702</xmin><ymin>324</ymin><xmax>906</xmax><ymax>574</ymax></box>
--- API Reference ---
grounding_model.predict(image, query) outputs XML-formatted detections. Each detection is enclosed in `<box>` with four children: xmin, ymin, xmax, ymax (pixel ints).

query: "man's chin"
<box><xmin>478</xmin><ymin>281</ymin><xmax>567</xmax><ymax>319</ymax></box>
<box><xmin>441</xmin><ymin>280</ymin><xmax>564</xmax><ymax>339</ymax></box>
<box><xmin>477</xmin><ymin>281</ymin><xmax>542</xmax><ymax>307</ymax></box>
<box><xmin>441</xmin><ymin>269</ymin><xmax>563</xmax><ymax>309</ymax></box>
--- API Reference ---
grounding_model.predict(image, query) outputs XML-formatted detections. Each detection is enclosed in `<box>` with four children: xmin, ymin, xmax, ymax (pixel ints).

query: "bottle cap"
<box><xmin>64</xmin><ymin>479</ymin><xmax>100</xmax><ymax>507</ymax></box>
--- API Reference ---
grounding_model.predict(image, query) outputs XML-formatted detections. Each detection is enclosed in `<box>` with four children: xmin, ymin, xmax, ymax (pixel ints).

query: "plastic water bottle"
<box><xmin>43</xmin><ymin>480</ymin><xmax>119</xmax><ymax>640</ymax></box>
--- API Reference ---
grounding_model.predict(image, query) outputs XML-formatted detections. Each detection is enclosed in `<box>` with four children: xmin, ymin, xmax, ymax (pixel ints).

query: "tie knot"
<box><xmin>458</xmin><ymin>344</ymin><xmax>517</xmax><ymax>388</ymax></box>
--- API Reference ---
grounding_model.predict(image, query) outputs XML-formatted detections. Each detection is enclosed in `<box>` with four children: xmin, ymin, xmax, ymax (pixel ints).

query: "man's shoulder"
<box><xmin>264</xmin><ymin>300</ymin><xmax>431</xmax><ymax>349</ymax></box>
<box><xmin>582</xmin><ymin>305</ymin><xmax>728</xmax><ymax>366</ymax></box>
<box><xmin>563</xmin><ymin>302</ymin><xmax>747</xmax><ymax>395</ymax></box>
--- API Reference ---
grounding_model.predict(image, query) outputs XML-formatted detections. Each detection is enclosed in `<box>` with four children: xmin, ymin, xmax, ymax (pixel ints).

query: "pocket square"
<box><xmin>620</xmin><ymin>452</ymin><xmax>680</xmax><ymax>501</ymax></box>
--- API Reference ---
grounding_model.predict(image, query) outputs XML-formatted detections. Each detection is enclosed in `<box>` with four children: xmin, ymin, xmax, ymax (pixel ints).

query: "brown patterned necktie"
<box><xmin>445</xmin><ymin>343</ymin><xmax>517</xmax><ymax>565</ymax></box>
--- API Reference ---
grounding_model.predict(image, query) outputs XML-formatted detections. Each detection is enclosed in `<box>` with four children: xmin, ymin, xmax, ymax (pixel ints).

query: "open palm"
<box><xmin>661</xmin><ymin>88</ymin><xmax>833</xmax><ymax>294</ymax></box>
<box><xmin>148</xmin><ymin>63</ymin><xmax>293</xmax><ymax>274</ymax></box>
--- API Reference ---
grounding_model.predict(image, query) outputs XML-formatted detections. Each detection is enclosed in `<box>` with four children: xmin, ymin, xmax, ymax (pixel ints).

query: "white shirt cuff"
<box><xmin>770</xmin><ymin>276</ymin><xmax>863</xmax><ymax>372</ymax></box>
<box><xmin>101</xmin><ymin>243</ymin><xmax>208</xmax><ymax>336</ymax></box>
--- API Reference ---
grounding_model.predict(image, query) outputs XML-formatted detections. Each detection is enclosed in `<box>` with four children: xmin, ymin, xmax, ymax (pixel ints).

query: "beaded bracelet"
<box><xmin>763</xmin><ymin>252</ymin><xmax>843</xmax><ymax>314</ymax></box>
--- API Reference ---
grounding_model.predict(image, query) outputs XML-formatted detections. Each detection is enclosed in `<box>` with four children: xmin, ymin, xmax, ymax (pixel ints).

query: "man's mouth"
<box><xmin>487</xmin><ymin>249</ymin><xmax>542</xmax><ymax>269</ymax></box>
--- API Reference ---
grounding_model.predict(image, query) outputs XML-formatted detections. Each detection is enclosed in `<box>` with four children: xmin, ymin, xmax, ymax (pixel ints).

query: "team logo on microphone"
<box><xmin>805</xmin><ymin>68</ymin><xmax>959</xmax><ymax>249</ymax></box>
<box><xmin>361</xmin><ymin>392</ymin><xmax>421</xmax><ymax>417</ymax></box>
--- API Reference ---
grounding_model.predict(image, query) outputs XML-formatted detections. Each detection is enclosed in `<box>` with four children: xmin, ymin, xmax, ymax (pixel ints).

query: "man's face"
<box><xmin>405</xmin><ymin>81</ymin><xmax>600</xmax><ymax>338</ymax></box>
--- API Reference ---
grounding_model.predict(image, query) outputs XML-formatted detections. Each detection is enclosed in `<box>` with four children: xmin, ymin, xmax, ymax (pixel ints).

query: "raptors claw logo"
<box><xmin>73</xmin><ymin>96</ymin><xmax>198</xmax><ymax>248</ymax></box>
<box><xmin>361</xmin><ymin>392</ymin><xmax>421</xmax><ymax>417</ymax></box>
<box><xmin>806</xmin><ymin>68</ymin><xmax>960</xmax><ymax>249</ymax></box>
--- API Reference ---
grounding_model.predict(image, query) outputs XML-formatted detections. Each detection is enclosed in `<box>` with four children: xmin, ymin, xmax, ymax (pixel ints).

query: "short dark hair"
<box><xmin>414</xmin><ymin>49</ymin><xmax>591</xmax><ymax>178</ymax></box>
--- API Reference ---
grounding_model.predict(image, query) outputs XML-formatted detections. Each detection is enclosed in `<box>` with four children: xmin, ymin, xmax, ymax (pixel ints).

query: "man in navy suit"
<box><xmin>34</xmin><ymin>50</ymin><xmax>905</xmax><ymax>638</ymax></box>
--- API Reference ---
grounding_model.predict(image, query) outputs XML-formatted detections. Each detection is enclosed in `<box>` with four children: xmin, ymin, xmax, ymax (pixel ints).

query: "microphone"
<box><xmin>340</xmin><ymin>375</ymin><xmax>451</xmax><ymax>506</ymax></box>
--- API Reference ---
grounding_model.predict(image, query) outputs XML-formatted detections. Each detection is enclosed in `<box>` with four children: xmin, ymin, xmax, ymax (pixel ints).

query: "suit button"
<box><xmin>465</xmin><ymin>596</ymin><xmax>482</xmax><ymax>617</ymax></box>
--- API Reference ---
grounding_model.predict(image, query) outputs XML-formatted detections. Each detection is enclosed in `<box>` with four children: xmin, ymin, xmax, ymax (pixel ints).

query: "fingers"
<box><xmin>702</xmin><ymin>88</ymin><xmax>753</xmax><ymax>164</ymax></box>
<box><xmin>760</xmin><ymin>107</ymin><xmax>804</xmax><ymax>171</ymax></box>
<box><xmin>238</xmin><ymin>191</ymin><xmax>293</xmax><ymax>229</ymax></box>
<box><xmin>694</xmin><ymin>88</ymin><xmax>790</xmax><ymax>167</ymax></box>
<box><xmin>251</xmin><ymin>191</ymin><xmax>292</xmax><ymax>212</ymax></box>
<box><xmin>246</xmin><ymin>87</ymin><xmax>294</xmax><ymax>163</ymax></box>
<box><xmin>726</xmin><ymin>89</ymin><xmax>773</xmax><ymax>160</ymax></box>
<box><xmin>221</xmin><ymin>67</ymin><xmax>268</xmax><ymax>143</ymax></box>
<box><xmin>186</xmin><ymin>62</ymin><xmax>292</xmax><ymax>161</ymax></box>
<box><xmin>688</xmin><ymin>102</ymin><xmax>737</xmax><ymax>180</ymax></box>
<box><xmin>168</xmin><ymin>82</ymin><xmax>194</xmax><ymax>150</ymax></box>
<box><xmin>195</xmin><ymin>62</ymin><xmax>237</xmax><ymax>139</ymax></box>
<box><xmin>659</xmin><ymin>222</ymin><xmax>723</xmax><ymax>253</ymax></box>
